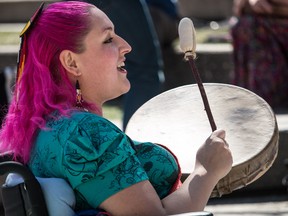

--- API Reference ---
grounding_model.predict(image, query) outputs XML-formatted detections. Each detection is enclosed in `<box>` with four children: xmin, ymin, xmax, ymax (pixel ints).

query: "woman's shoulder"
<box><xmin>48</xmin><ymin>110</ymin><xmax>120</xmax><ymax>132</ymax></box>
<box><xmin>39</xmin><ymin>110</ymin><xmax>123</xmax><ymax>150</ymax></box>
<box><xmin>70</xmin><ymin>111</ymin><xmax>121</xmax><ymax>133</ymax></box>
<box><xmin>69</xmin><ymin>110</ymin><xmax>107</xmax><ymax>122</ymax></box>
<box><xmin>31</xmin><ymin>110</ymin><xmax>124</xmax><ymax>175</ymax></box>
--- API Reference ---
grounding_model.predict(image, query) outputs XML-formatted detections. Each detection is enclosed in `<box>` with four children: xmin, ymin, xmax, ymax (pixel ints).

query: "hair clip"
<box><xmin>16</xmin><ymin>2</ymin><xmax>44</xmax><ymax>103</ymax></box>
<box><xmin>19</xmin><ymin>2</ymin><xmax>45</xmax><ymax>37</ymax></box>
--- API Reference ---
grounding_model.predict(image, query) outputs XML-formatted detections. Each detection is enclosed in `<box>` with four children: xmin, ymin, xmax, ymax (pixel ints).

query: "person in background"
<box><xmin>146</xmin><ymin>0</ymin><xmax>180</xmax><ymax>49</ymax></box>
<box><xmin>0</xmin><ymin>1</ymin><xmax>232</xmax><ymax>215</ymax></box>
<box><xmin>147</xmin><ymin>0</ymin><xmax>194</xmax><ymax>91</ymax></box>
<box><xmin>231</xmin><ymin>0</ymin><xmax>288</xmax><ymax>111</ymax></box>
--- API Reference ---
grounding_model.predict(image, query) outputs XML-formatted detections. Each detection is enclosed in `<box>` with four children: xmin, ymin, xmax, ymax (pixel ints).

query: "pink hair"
<box><xmin>0</xmin><ymin>1</ymin><xmax>101</xmax><ymax>163</ymax></box>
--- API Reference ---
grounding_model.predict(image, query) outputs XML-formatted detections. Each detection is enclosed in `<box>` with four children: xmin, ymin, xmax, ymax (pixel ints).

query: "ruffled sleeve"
<box><xmin>61</xmin><ymin>113</ymin><xmax>149</xmax><ymax>208</ymax></box>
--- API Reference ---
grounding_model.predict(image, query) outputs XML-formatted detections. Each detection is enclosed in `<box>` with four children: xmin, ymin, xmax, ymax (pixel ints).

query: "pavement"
<box><xmin>205</xmin><ymin>190</ymin><xmax>288</xmax><ymax>216</ymax></box>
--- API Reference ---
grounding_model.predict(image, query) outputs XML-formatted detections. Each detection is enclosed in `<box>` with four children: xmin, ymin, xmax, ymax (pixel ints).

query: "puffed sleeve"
<box><xmin>61</xmin><ymin>114</ymin><xmax>149</xmax><ymax>208</ymax></box>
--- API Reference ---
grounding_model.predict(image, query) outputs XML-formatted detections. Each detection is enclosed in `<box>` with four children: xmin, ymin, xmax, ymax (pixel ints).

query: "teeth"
<box><xmin>117</xmin><ymin>62</ymin><xmax>125</xmax><ymax>70</ymax></box>
<box><xmin>118</xmin><ymin>62</ymin><xmax>125</xmax><ymax>68</ymax></box>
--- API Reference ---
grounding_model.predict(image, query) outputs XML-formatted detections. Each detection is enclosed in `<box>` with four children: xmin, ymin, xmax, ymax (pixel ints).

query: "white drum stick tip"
<box><xmin>178</xmin><ymin>17</ymin><xmax>196</xmax><ymax>59</ymax></box>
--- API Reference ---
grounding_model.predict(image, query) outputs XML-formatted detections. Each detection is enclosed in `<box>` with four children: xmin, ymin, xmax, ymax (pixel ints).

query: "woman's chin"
<box><xmin>114</xmin><ymin>82</ymin><xmax>131</xmax><ymax>99</ymax></box>
<box><xmin>122</xmin><ymin>80</ymin><xmax>131</xmax><ymax>93</ymax></box>
<box><xmin>121</xmin><ymin>86</ymin><xmax>130</xmax><ymax>96</ymax></box>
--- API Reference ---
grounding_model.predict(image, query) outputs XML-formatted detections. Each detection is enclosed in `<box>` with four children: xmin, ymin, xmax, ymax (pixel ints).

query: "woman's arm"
<box><xmin>99</xmin><ymin>129</ymin><xmax>233</xmax><ymax>216</ymax></box>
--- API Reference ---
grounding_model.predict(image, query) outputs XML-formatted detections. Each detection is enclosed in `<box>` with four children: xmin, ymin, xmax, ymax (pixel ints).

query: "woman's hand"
<box><xmin>160</xmin><ymin>129</ymin><xmax>233</xmax><ymax>213</ymax></box>
<box><xmin>194</xmin><ymin>129</ymin><xmax>233</xmax><ymax>182</ymax></box>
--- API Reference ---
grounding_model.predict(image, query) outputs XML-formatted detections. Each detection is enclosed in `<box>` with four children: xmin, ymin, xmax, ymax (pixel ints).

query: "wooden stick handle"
<box><xmin>187</xmin><ymin>55</ymin><xmax>217</xmax><ymax>132</ymax></box>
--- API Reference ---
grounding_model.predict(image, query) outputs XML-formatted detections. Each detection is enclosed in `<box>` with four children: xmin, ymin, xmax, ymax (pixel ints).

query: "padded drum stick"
<box><xmin>178</xmin><ymin>17</ymin><xmax>217</xmax><ymax>131</ymax></box>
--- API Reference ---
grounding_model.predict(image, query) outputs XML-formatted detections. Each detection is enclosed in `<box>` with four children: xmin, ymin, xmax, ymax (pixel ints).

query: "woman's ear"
<box><xmin>59</xmin><ymin>50</ymin><xmax>80</xmax><ymax>76</ymax></box>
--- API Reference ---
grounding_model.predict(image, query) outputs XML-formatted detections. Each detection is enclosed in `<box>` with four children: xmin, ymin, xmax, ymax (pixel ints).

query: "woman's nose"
<box><xmin>119</xmin><ymin>36</ymin><xmax>132</xmax><ymax>54</ymax></box>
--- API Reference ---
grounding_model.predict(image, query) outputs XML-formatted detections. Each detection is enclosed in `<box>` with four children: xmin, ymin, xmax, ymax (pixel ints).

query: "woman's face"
<box><xmin>75</xmin><ymin>7</ymin><xmax>132</xmax><ymax>106</ymax></box>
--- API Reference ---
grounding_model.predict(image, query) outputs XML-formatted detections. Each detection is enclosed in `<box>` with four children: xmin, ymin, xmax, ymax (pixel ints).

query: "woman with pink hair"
<box><xmin>0</xmin><ymin>1</ymin><xmax>232</xmax><ymax>215</ymax></box>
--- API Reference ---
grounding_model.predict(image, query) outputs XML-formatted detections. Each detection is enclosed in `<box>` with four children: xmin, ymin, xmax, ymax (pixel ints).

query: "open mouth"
<box><xmin>117</xmin><ymin>62</ymin><xmax>126</xmax><ymax>72</ymax></box>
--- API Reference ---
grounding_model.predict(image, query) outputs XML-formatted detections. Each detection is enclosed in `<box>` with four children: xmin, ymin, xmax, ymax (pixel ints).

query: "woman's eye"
<box><xmin>104</xmin><ymin>37</ymin><xmax>113</xmax><ymax>43</ymax></box>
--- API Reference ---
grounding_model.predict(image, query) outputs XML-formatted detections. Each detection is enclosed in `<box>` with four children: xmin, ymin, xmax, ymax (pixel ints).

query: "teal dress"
<box><xmin>29</xmin><ymin>111</ymin><xmax>180</xmax><ymax>211</ymax></box>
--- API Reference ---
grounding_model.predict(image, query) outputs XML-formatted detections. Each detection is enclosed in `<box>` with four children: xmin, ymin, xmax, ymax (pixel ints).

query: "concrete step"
<box><xmin>0</xmin><ymin>23</ymin><xmax>23</xmax><ymax>68</ymax></box>
<box><xmin>0</xmin><ymin>23</ymin><xmax>24</xmax><ymax>32</ymax></box>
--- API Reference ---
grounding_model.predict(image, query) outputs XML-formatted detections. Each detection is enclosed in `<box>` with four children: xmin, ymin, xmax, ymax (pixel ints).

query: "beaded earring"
<box><xmin>76</xmin><ymin>80</ymin><xmax>83</xmax><ymax>107</ymax></box>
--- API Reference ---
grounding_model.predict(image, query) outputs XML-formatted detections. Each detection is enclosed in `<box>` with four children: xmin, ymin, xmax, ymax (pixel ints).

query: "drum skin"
<box><xmin>126</xmin><ymin>83</ymin><xmax>279</xmax><ymax>197</ymax></box>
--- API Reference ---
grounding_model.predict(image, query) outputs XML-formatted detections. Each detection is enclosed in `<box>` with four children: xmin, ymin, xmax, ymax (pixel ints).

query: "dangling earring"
<box><xmin>76</xmin><ymin>80</ymin><xmax>83</xmax><ymax>108</ymax></box>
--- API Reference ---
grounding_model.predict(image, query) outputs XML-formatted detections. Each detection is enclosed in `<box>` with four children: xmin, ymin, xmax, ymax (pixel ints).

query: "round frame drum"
<box><xmin>126</xmin><ymin>83</ymin><xmax>279</xmax><ymax>197</ymax></box>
